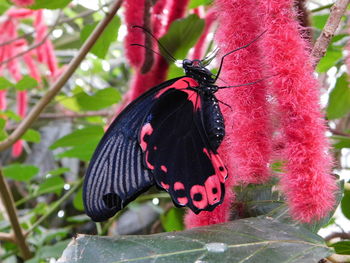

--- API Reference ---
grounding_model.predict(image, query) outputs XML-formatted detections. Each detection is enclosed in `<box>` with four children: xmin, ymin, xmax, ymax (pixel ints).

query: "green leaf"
<box><xmin>3</xmin><ymin>164</ymin><xmax>39</xmax><ymax>182</ymax></box>
<box><xmin>311</xmin><ymin>14</ymin><xmax>329</xmax><ymax>30</ymax></box>
<box><xmin>56</xmin><ymin>142</ymin><xmax>99</xmax><ymax>161</ymax></box>
<box><xmin>58</xmin><ymin>217</ymin><xmax>331</xmax><ymax>263</ymax></box>
<box><xmin>47</xmin><ymin>167</ymin><xmax>70</xmax><ymax>176</ymax></box>
<box><xmin>327</xmin><ymin>74</ymin><xmax>350</xmax><ymax>119</ymax></box>
<box><xmin>167</xmin><ymin>64</ymin><xmax>185</xmax><ymax>80</ymax></box>
<box><xmin>38</xmin><ymin>175</ymin><xmax>65</xmax><ymax>195</ymax></box>
<box><xmin>341</xmin><ymin>190</ymin><xmax>350</xmax><ymax>219</ymax></box>
<box><xmin>330</xmin><ymin>241</ymin><xmax>350</xmax><ymax>255</ymax></box>
<box><xmin>189</xmin><ymin>0</ymin><xmax>213</xmax><ymax>9</ymax></box>
<box><xmin>0</xmin><ymin>1</ymin><xmax>10</xmax><ymax>15</ymax></box>
<box><xmin>0</xmin><ymin>110</ymin><xmax>21</xmax><ymax>121</ymax></box>
<box><xmin>29</xmin><ymin>0</ymin><xmax>73</xmax><ymax>9</ymax></box>
<box><xmin>15</xmin><ymin>75</ymin><xmax>38</xmax><ymax>91</ymax></box>
<box><xmin>22</xmin><ymin>129</ymin><xmax>41</xmax><ymax>143</ymax></box>
<box><xmin>50</xmin><ymin>126</ymin><xmax>103</xmax><ymax>150</ymax></box>
<box><xmin>81</xmin><ymin>16</ymin><xmax>120</xmax><ymax>59</ymax></box>
<box><xmin>57</xmin><ymin>86</ymin><xmax>121</xmax><ymax>112</ymax></box>
<box><xmin>161</xmin><ymin>207</ymin><xmax>185</xmax><ymax>232</ymax></box>
<box><xmin>0</xmin><ymin>118</ymin><xmax>7</xmax><ymax>141</ymax></box>
<box><xmin>160</xmin><ymin>14</ymin><xmax>205</xmax><ymax>60</ymax></box>
<box><xmin>73</xmin><ymin>187</ymin><xmax>84</xmax><ymax>211</ymax></box>
<box><xmin>316</xmin><ymin>48</ymin><xmax>342</xmax><ymax>73</ymax></box>
<box><xmin>331</xmin><ymin>135</ymin><xmax>350</xmax><ymax>149</ymax></box>
<box><xmin>27</xmin><ymin>240</ymin><xmax>71</xmax><ymax>263</ymax></box>
<box><xmin>0</xmin><ymin>77</ymin><xmax>14</xmax><ymax>90</ymax></box>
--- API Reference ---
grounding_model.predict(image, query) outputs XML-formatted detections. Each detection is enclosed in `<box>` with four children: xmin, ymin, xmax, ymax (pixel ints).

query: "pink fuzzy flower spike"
<box><xmin>11</xmin><ymin>0</ymin><xmax>34</xmax><ymax>7</ymax></box>
<box><xmin>185</xmin><ymin>0</ymin><xmax>272</xmax><ymax>229</ymax></box>
<box><xmin>214</xmin><ymin>0</ymin><xmax>272</xmax><ymax>185</ymax></box>
<box><xmin>258</xmin><ymin>0</ymin><xmax>337</xmax><ymax>222</ymax></box>
<box><xmin>124</xmin><ymin>0</ymin><xmax>146</xmax><ymax>68</ymax></box>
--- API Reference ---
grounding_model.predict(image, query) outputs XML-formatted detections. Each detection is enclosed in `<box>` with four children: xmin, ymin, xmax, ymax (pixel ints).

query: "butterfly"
<box><xmin>83</xmin><ymin>29</ymin><xmax>264</xmax><ymax>222</ymax></box>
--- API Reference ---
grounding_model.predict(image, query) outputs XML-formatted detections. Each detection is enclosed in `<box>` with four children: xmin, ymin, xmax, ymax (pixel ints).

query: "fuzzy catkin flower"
<box><xmin>124</xmin><ymin>0</ymin><xmax>146</xmax><ymax>68</ymax></box>
<box><xmin>185</xmin><ymin>0</ymin><xmax>272</xmax><ymax>229</ymax></box>
<box><xmin>257</xmin><ymin>0</ymin><xmax>337</xmax><ymax>222</ymax></box>
<box><xmin>214</xmin><ymin>0</ymin><xmax>272</xmax><ymax>185</ymax></box>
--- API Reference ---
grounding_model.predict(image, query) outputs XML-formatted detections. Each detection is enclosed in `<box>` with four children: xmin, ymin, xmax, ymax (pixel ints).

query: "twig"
<box><xmin>0</xmin><ymin>232</ymin><xmax>14</xmax><ymax>242</ymax></box>
<box><xmin>330</xmin><ymin>128</ymin><xmax>350</xmax><ymax>137</ymax></box>
<box><xmin>0</xmin><ymin>170</ymin><xmax>31</xmax><ymax>259</ymax></box>
<box><xmin>25</xmin><ymin>178</ymin><xmax>83</xmax><ymax>235</ymax></box>
<box><xmin>311</xmin><ymin>4</ymin><xmax>333</xmax><ymax>13</ymax></box>
<box><xmin>39</xmin><ymin>110</ymin><xmax>110</xmax><ymax>119</ymax></box>
<box><xmin>312</xmin><ymin>0</ymin><xmax>350</xmax><ymax>66</ymax></box>
<box><xmin>0</xmin><ymin>0</ymin><xmax>124</xmax><ymax>152</ymax></box>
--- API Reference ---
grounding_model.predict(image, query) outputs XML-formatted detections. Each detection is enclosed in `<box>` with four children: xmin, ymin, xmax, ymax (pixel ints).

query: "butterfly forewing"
<box><xmin>83</xmin><ymin>78</ymin><xmax>182</xmax><ymax>222</ymax></box>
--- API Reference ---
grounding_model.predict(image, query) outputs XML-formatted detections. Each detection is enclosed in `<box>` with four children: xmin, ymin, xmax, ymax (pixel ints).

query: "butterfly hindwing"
<box><xmin>139</xmin><ymin>77</ymin><xmax>228</xmax><ymax>214</ymax></box>
<box><xmin>83</xmin><ymin>78</ymin><xmax>182</xmax><ymax>222</ymax></box>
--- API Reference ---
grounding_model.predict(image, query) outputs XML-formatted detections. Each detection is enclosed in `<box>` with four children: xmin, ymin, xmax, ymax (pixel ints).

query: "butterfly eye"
<box><xmin>183</xmin><ymin>59</ymin><xmax>193</xmax><ymax>67</ymax></box>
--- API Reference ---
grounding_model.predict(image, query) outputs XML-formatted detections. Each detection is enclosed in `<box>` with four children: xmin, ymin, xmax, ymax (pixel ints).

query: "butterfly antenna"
<box><xmin>218</xmin><ymin>74</ymin><xmax>275</xmax><ymax>89</ymax></box>
<box><xmin>131</xmin><ymin>44</ymin><xmax>174</xmax><ymax>62</ymax></box>
<box><xmin>132</xmin><ymin>25</ymin><xmax>177</xmax><ymax>62</ymax></box>
<box><xmin>214</xmin><ymin>29</ymin><xmax>267</xmax><ymax>82</ymax></box>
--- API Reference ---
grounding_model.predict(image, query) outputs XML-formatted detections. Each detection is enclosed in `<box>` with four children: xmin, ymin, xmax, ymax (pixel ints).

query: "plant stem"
<box><xmin>0</xmin><ymin>0</ymin><xmax>124</xmax><ymax>152</ymax></box>
<box><xmin>312</xmin><ymin>0</ymin><xmax>350</xmax><ymax>66</ymax></box>
<box><xmin>311</xmin><ymin>4</ymin><xmax>333</xmax><ymax>13</ymax></box>
<box><xmin>0</xmin><ymin>232</ymin><xmax>14</xmax><ymax>242</ymax></box>
<box><xmin>25</xmin><ymin>177</ymin><xmax>83</xmax><ymax>235</ymax></box>
<box><xmin>0</xmin><ymin>170</ymin><xmax>31</xmax><ymax>259</ymax></box>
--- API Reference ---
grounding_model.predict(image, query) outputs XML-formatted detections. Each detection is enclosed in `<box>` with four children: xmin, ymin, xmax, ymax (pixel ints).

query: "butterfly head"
<box><xmin>182</xmin><ymin>59</ymin><xmax>216</xmax><ymax>85</ymax></box>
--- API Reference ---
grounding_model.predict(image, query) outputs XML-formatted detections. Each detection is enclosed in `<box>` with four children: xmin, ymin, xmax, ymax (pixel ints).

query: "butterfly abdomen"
<box><xmin>202</xmin><ymin>95</ymin><xmax>225</xmax><ymax>150</ymax></box>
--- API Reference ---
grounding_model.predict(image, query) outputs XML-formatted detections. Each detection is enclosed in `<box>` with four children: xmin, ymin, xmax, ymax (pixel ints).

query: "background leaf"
<box><xmin>330</xmin><ymin>241</ymin><xmax>350</xmax><ymax>255</ymax></box>
<box><xmin>81</xmin><ymin>16</ymin><xmax>120</xmax><ymax>59</ymax></box>
<box><xmin>160</xmin><ymin>207</ymin><xmax>184</xmax><ymax>232</ymax></box>
<box><xmin>159</xmin><ymin>14</ymin><xmax>205</xmax><ymax>60</ymax></box>
<box><xmin>58</xmin><ymin>217</ymin><xmax>331</xmax><ymax>263</ymax></box>
<box><xmin>327</xmin><ymin>73</ymin><xmax>350</xmax><ymax>120</ymax></box>
<box><xmin>58</xmin><ymin>86</ymin><xmax>121</xmax><ymax>112</ymax></box>
<box><xmin>50</xmin><ymin>126</ymin><xmax>103</xmax><ymax>149</ymax></box>
<box><xmin>29</xmin><ymin>0</ymin><xmax>73</xmax><ymax>10</ymax></box>
<box><xmin>0</xmin><ymin>77</ymin><xmax>13</xmax><ymax>90</ymax></box>
<box><xmin>189</xmin><ymin>0</ymin><xmax>213</xmax><ymax>9</ymax></box>
<box><xmin>15</xmin><ymin>75</ymin><xmax>38</xmax><ymax>91</ymax></box>
<box><xmin>3</xmin><ymin>164</ymin><xmax>39</xmax><ymax>182</ymax></box>
<box><xmin>22</xmin><ymin>129</ymin><xmax>41</xmax><ymax>143</ymax></box>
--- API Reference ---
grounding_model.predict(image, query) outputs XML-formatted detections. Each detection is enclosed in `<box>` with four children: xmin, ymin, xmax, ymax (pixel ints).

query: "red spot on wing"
<box><xmin>203</xmin><ymin>148</ymin><xmax>227</xmax><ymax>183</ymax></box>
<box><xmin>190</xmin><ymin>185</ymin><xmax>208</xmax><ymax>209</ymax></box>
<box><xmin>204</xmin><ymin>175</ymin><xmax>221</xmax><ymax>205</ymax></box>
<box><xmin>174</xmin><ymin>181</ymin><xmax>185</xmax><ymax>190</ymax></box>
<box><xmin>161</xmin><ymin>165</ymin><xmax>168</xmax><ymax>173</ymax></box>
<box><xmin>145</xmin><ymin>151</ymin><xmax>154</xmax><ymax>170</ymax></box>
<box><xmin>140</xmin><ymin>123</ymin><xmax>153</xmax><ymax>151</ymax></box>
<box><xmin>161</xmin><ymin>182</ymin><xmax>170</xmax><ymax>190</ymax></box>
<box><xmin>177</xmin><ymin>197</ymin><xmax>188</xmax><ymax>205</ymax></box>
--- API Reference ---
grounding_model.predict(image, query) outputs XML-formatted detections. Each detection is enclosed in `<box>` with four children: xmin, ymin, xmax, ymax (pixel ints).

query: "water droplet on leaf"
<box><xmin>205</xmin><ymin>242</ymin><xmax>228</xmax><ymax>253</ymax></box>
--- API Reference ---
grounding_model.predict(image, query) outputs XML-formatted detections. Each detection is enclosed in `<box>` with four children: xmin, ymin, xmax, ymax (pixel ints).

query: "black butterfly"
<box><xmin>83</xmin><ymin>30</ymin><xmax>264</xmax><ymax>222</ymax></box>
